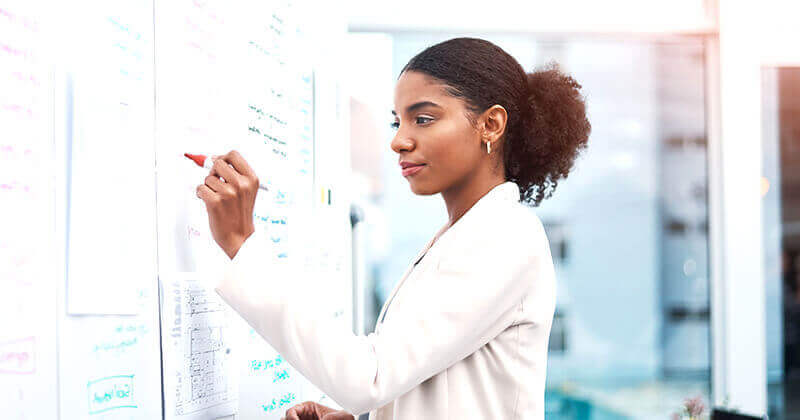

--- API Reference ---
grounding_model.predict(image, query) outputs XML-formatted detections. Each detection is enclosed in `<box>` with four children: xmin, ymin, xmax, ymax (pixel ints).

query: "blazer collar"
<box><xmin>417</xmin><ymin>180</ymin><xmax>520</xmax><ymax>258</ymax></box>
<box><xmin>376</xmin><ymin>181</ymin><xmax>521</xmax><ymax>329</ymax></box>
<box><xmin>491</xmin><ymin>181</ymin><xmax>521</xmax><ymax>204</ymax></box>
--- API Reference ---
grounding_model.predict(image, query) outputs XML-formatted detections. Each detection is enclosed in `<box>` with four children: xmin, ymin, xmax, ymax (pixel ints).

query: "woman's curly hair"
<box><xmin>400</xmin><ymin>37</ymin><xmax>591</xmax><ymax>207</ymax></box>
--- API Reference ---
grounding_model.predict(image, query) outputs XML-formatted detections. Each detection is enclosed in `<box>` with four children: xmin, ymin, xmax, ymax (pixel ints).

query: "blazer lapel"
<box><xmin>375</xmin><ymin>224</ymin><xmax>444</xmax><ymax>331</ymax></box>
<box><xmin>373</xmin><ymin>182</ymin><xmax>520</xmax><ymax>331</ymax></box>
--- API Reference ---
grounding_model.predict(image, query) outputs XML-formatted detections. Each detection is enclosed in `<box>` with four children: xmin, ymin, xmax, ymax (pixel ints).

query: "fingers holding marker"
<box><xmin>221</xmin><ymin>150</ymin><xmax>257</xmax><ymax>180</ymax></box>
<box><xmin>204</xmin><ymin>174</ymin><xmax>232</xmax><ymax>195</ymax></box>
<box><xmin>185</xmin><ymin>151</ymin><xmax>266</xmax><ymax>192</ymax></box>
<box><xmin>196</xmin><ymin>184</ymin><xmax>216</xmax><ymax>204</ymax></box>
<box><xmin>214</xmin><ymin>150</ymin><xmax>259</xmax><ymax>191</ymax></box>
<box><xmin>210</xmin><ymin>158</ymin><xmax>239</xmax><ymax>185</ymax></box>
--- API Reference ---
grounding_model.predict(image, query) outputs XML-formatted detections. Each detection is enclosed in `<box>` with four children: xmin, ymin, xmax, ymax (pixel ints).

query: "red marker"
<box><xmin>184</xmin><ymin>153</ymin><xmax>269</xmax><ymax>191</ymax></box>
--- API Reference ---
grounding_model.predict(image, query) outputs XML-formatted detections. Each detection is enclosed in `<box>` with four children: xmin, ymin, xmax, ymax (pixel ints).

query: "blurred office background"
<box><xmin>344</xmin><ymin>1</ymin><xmax>800</xmax><ymax>419</ymax></box>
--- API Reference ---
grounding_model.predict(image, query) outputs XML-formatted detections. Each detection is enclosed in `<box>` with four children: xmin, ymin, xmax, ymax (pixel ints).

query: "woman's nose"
<box><xmin>390</xmin><ymin>132</ymin><xmax>414</xmax><ymax>154</ymax></box>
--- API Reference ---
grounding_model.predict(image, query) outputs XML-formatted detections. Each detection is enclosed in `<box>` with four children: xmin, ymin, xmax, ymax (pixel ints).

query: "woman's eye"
<box><xmin>416</xmin><ymin>116</ymin><xmax>433</xmax><ymax>124</ymax></box>
<box><xmin>390</xmin><ymin>121</ymin><xmax>399</xmax><ymax>130</ymax></box>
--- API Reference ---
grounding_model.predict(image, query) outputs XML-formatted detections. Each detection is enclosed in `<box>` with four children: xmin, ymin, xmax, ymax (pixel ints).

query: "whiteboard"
<box><xmin>54</xmin><ymin>0</ymin><xmax>164</xmax><ymax>418</ymax></box>
<box><xmin>0</xmin><ymin>1</ymin><xmax>58</xmax><ymax>419</ymax></box>
<box><xmin>154</xmin><ymin>1</ymin><xmax>351</xmax><ymax>418</ymax></box>
<box><xmin>1</xmin><ymin>0</ymin><xmax>352</xmax><ymax>418</ymax></box>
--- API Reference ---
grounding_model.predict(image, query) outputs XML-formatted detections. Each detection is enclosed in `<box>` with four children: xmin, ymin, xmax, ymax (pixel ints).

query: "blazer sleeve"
<box><xmin>212</xmin><ymin>227</ymin><xmax>542</xmax><ymax>415</ymax></box>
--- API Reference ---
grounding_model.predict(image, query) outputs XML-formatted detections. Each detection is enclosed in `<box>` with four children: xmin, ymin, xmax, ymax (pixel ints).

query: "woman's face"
<box><xmin>391</xmin><ymin>71</ymin><xmax>484</xmax><ymax>196</ymax></box>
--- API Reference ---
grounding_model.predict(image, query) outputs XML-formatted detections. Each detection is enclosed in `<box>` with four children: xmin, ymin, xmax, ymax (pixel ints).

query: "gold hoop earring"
<box><xmin>486</xmin><ymin>141</ymin><xmax>491</xmax><ymax>154</ymax></box>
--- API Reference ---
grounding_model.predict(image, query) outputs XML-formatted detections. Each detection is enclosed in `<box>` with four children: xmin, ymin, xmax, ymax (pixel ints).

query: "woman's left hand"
<box><xmin>281</xmin><ymin>401</ymin><xmax>355</xmax><ymax>420</ymax></box>
<box><xmin>196</xmin><ymin>150</ymin><xmax>259</xmax><ymax>259</ymax></box>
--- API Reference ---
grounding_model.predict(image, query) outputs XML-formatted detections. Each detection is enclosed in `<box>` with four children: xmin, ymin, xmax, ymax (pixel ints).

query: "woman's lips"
<box><xmin>402</xmin><ymin>164</ymin><xmax>425</xmax><ymax>177</ymax></box>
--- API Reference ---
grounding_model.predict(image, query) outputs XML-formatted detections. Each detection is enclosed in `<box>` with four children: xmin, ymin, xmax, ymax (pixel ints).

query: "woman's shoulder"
<box><xmin>484</xmin><ymin>199</ymin><xmax>546</xmax><ymax>241</ymax></box>
<box><xmin>500</xmin><ymin>202</ymin><xmax>549</xmax><ymax>254</ymax></box>
<box><xmin>440</xmin><ymin>201</ymin><xmax>548</xmax><ymax>262</ymax></box>
<box><xmin>507</xmin><ymin>201</ymin><xmax>546</xmax><ymax>234</ymax></box>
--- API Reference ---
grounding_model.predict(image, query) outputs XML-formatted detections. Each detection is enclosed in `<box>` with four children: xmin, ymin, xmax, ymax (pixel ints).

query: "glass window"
<box><xmin>762</xmin><ymin>66</ymin><xmax>800</xmax><ymax>420</ymax></box>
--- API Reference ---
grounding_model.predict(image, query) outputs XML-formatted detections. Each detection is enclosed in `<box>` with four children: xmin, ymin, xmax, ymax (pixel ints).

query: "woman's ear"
<box><xmin>481</xmin><ymin>105</ymin><xmax>508</xmax><ymax>144</ymax></box>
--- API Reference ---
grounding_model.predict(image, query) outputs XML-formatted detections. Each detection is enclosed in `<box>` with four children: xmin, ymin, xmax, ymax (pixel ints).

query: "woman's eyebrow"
<box><xmin>391</xmin><ymin>101</ymin><xmax>442</xmax><ymax>116</ymax></box>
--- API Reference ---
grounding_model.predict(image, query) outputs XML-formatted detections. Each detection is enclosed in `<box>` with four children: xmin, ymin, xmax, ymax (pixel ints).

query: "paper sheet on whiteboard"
<box><xmin>64</xmin><ymin>0</ymin><xmax>157</xmax><ymax>315</ymax></box>
<box><xmin>161</xmin><ymin>273</ymin><xmax>238</xmax><ymax>420</ymax></box>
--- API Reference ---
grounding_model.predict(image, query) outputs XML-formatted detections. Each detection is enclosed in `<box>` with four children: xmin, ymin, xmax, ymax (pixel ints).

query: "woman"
<box><xmin>197</xmin><ymin>37</ymin><xmax>590</xmax><ymax>419</ymax></box>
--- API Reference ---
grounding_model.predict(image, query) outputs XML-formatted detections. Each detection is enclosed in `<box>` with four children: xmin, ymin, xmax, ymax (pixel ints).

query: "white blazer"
<box><xmin>212</xmin><ymin>181</ymin><xmax>557</xmax><ymax>419</ymax></box>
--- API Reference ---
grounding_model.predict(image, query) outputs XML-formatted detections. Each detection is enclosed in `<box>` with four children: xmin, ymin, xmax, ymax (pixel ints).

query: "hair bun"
<box><xmin>513</xmin><ymin>63</ymin><xmax>590</xmax><ymax>205</ymax></box>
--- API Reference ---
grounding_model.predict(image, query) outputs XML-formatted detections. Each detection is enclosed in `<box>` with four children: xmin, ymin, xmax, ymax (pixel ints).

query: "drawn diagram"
<box><xmin>162</xmin><ymin>275</ymin><xmax>237</xmax><ymax>419</ymax></box>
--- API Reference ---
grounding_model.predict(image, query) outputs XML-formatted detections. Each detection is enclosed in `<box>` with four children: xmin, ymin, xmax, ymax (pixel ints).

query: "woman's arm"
<box><xmin>196</xmin><ymin>150</ymin><xmax>545</xmax><ymax>415</ymax></box>
<box><xmin>215</xmin><ymin>225</ymin><xmax>542</xmax><ymax>415</ymax></box>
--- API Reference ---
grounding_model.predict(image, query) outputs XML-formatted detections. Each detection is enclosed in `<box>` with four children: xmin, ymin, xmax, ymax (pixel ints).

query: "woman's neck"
<box><xmin>440</xmin><ymin>174</ymin><xmax>506</xmax><ymax>230</ymax></box>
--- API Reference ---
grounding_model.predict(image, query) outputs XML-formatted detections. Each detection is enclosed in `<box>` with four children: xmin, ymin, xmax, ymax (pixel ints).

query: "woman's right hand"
<box><xmin>282</xmin><ymin>401</ymin><xmax>355</xmax><ymax>420</ymax></box>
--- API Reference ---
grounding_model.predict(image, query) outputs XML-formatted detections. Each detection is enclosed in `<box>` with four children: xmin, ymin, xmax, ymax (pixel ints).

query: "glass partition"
<box><xmin>762</xmin><ymin>66</ymin><xmax>800</xmax><ymax>420</ymax></box>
